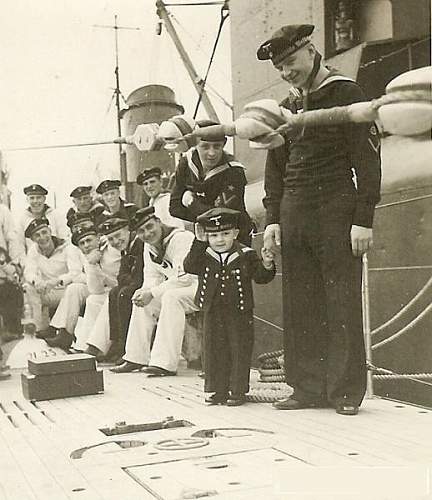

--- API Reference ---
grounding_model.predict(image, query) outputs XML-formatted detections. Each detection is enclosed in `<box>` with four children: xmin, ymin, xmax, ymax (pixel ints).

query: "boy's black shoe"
<box><xmin>205</xmin><ymin>392</ymin><xmax>228</xmax><ymax>405</ymax></box>
<box><xmin>226</xmin><ymin>394</ymin><xmax>246</xmax><ymax>406</ymax></box>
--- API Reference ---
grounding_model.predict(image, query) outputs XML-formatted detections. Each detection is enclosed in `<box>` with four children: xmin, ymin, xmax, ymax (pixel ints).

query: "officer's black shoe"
<box><xmin>35</xmin><ymin>326</ymin><xmax>56</xmax><ymax>339</ymax></box>
<box><xmin>335</xmin><ymin>404</ymin><xmax>359</xmax><ymax>416</ymax></box>
<box><xmin>110</xmin><ymin>361</ymin><xmax>144</xmax><ymax>373</ymax></box>
<box><xmin>205</xmin><ymin>392</ymin><xmax>228</xmax><ymax>405</ymax></box>
<box><xmin>272</xmin><ymin>397</ymin><xmax>325</xmax><ymax>410</ymax></box>
<box><xmin>45</xmin><ymin>328</ymin><xmax>73</xmax><ymax>351</ymax></box>
<box><xmin>226</xmin><ymin>393</ymin><xmax>246</xmax><ymax>406</ymax></box>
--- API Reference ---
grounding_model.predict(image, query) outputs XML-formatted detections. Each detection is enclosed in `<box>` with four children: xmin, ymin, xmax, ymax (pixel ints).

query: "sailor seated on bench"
<box><xmin>111</xmin><ymin>206</ymin><xmax>198</xmax><ymax>375</ymax></box>
<box><xmin>46</xmin><ymin>223</ymin><xmax>121</xmax><ymax>351</ymax></box>
<box><xmin>22</xmin><ymin>218</ymin><xmax>83</xmax><ymax>337</ymax></box>
<box><xmin>83</xmin><ymin>217</ymin><xmax>144</xmax><ymax>362</ymax></box>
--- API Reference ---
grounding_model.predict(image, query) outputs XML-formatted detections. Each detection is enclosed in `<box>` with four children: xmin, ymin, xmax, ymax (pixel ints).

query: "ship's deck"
<box><xmin>1</xmin><ymin>364</ymin><xmax>432</xmax><ymax>500</ymax></box>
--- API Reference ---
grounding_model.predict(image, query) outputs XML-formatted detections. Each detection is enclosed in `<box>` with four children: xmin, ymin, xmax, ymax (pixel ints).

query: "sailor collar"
<box><xmin>147</xmin><ymin>227</ymin><xmax>183</xmax><ymax>263</ymax></box>
<box><xmin>26</xmin><ymin>204</ymin><xmax>51</xmax><ymax>216</ymax></box>
<box><xmin>186</xmin><ymin>151</ymin><xmax>244</xmax><ymax>182</ymax></box>
<box><xmin>149</xmin><ymin>192</ymin><xmax>169</xmax><ymax>206</ymax></box>
<box><xmin>205</xmin><ymin>243</ymin><xmax>254</xmax><ymax>266</ymax></box>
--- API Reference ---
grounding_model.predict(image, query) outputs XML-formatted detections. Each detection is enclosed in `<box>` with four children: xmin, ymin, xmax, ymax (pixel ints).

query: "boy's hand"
<box><xmin>261</xmin><ymin>247</ymin><xmax>275</xmax><ymax>268</ymax></box>
<box><xmin>194</xmin><ymin>223</ymin><xmax>207</xmax><ymax>242</ymax></box>
<box><xmin>263</xmin><ymin>223</ymin><xmax>281</xmax><ymax>254</ymax></box>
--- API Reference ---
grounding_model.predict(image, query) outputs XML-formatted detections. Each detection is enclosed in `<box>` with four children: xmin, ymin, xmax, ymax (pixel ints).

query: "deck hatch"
<box><xmin>124</xmin><ymin>448</ymin><xmax>304</xmax><ymax>499</ymax></box>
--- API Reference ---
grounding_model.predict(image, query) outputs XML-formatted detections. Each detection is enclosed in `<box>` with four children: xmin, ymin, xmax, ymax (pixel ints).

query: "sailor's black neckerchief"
<box><xmin>148</xmin><ymin>225</ymin><xmax>176</xmax><ymax>265</ymax></box>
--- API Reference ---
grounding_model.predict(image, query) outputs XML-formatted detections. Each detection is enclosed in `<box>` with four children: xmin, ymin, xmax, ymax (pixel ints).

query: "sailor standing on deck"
<box><xmin>169</xmin><ymin>121</ymin><xmax>254</xmax><ymax>245</ymax></box>
<box><xmin>111</xmin><ymin>206</ymin><xmax>198</xmax><ymax>375</ymax></box>
<box><xmin>258</xmin><ymin>24</ymin><xmax>381</xmax><ymax>415</ymax></box>
<box><xmin>96</xmin><ymin>179</ymin><xmax>138</xmax><ymax>223</ymax></box>
<box><xmin>17</xmin><ymin>184</ymin><xmax>69</xmax><ymax>257</ymax></box>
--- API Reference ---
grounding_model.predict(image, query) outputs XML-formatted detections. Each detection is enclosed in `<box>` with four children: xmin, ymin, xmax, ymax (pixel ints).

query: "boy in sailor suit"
<box><xmin>183</xmin><ymin>208</ymin><xmax>275</xmax><ymax>406</ymax></box>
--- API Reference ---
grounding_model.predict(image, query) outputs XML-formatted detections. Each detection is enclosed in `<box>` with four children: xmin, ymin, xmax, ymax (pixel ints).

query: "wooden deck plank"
<box><xmin>0</xmin><ymin>409</ymin><xmax>69</xmax><ymax>499</ymax></box>
<box><xmin>2</xmin><ymin>365</ymin><xmax>432</xmax><ymax>500</ymax></box>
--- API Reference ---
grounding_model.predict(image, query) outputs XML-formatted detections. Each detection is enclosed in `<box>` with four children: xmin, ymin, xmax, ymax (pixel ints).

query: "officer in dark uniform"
<box><xmin>258</xmin><ymin>25</ymin><xmax>382</xmax><ymax>415</ymax></box>
<box><xmin>169</xmin><ymin>120</ymin><xmax>254</xmax><ymax>245</ymax></box>
<box><xmin>184</xmin><ymin>207</ymin><xmax>275</xmax><ymax>406</ymax></box>
<box><xmin>101</xmin><ymin>217</ymin><xmax>144</xmax><ymax>362</ymax></box>
<box><xmin>96</xmin><ymin>179</ymin><xmax>138</xmax><ymax>223</ymax></box>
<box><xmin>66</xmin><ymin>186</ymin><xmax>105</xmax><ymax>230</ymax></box>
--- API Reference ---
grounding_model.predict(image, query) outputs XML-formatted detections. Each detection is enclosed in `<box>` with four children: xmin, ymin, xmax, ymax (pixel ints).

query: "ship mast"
<box><xmin>93</xmin><ymin>16</ymin><xmax>141</xmax><ymax>191</ymax></box>
<box><xmin>155</xmin><ymin>0</ymin><xmax>220</xmax><ymax>122</ymax></box>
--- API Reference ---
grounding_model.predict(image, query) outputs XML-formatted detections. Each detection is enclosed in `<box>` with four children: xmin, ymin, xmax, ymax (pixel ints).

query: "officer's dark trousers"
<box><xmin>203</xmin><ymin>304</ymin><xmax>254</xmax><ymax>395</ymax></box>
<box><xmin>108</xmin><ymin>285</ymin><xmax>137</xmax><ymax>353</ymax></box>
<box><xmin>280</xmin><ymin>186</ymin><xmax>366</xmax><ymax>407</ymax></box>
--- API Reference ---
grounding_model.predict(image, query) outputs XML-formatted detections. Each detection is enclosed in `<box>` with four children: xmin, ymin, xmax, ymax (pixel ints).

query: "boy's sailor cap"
<box><xmin>25</xmin><ymin>217</ymin><xmax>50</xmax><ymax>238</ymax></box>
<box><xmin>136</xmin><ymin>167</ymin><xmax>162</xmax><ymax>185</ymax></box>
<box><xmin>257</xmin><ymin>24</ymin><xmax>314</xmax><ymax>65</ymax></box>
<box><xmin>96</xmin><ymin>179</ymin><xmax>121</xmax><ymax>194</ymax></box>
<box><xmin>197</xmin><ymin>207</ymin><xmax>240</xmax><ymax>232</ymax></box>
<box><xmin>70</xmin><ymin>186</ymin><xmax>92</xmax><ymax>198</ymax></box>
<box><xmin>98</xmin><ymin>217</ymin><xmax>129</xmax><ymax>235</ymax></box>
<box><xmin>23</xmin><ymin>184</ymin><xmax>48</xmax><ymax>195</ymax></box>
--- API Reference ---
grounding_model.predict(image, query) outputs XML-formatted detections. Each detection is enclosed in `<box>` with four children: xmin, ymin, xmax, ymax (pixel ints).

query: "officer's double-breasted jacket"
<box><xmin>183</xmin><ymin>239</ymin><xmax>275</xmax><ymax>312</ymax></box>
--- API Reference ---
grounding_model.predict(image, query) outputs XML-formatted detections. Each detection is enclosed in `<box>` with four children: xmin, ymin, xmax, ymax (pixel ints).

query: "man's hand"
<box><xmin>263</xmin><ymin>224</ymin><xmax>281</xmax><ymax>254</ymax></box>
<box><xmin>194</xmin><ymin>223</ymin><xmax>207</xmax><ymax>242</ymax></box>
<box><xmin>351</xmin><ymin>225</ymin><xmax>373</xmax><ymax>257</ymax></box>
<box><xmin>86</xmin><ymin>249</ymin><xmax>102</xmax><ymax>265</ymax></box>
<box><xmin>45</xmin><ymin>277</ymin><xmax>62</xmax><ymax>291</ymax></box>
<box><xmin>132</xmin><ymin>288</ymin><xmax>153</xmax><ymax>307</ymax></box>
<box><xmin>181</xmin><ymin>190</ymin><xmax>194</xmax><ymax>207</ymax></box>
<box><xmin>34</xmin><ymin>280</ymin><xmax>48</xmax><ymax>293</ymax></box>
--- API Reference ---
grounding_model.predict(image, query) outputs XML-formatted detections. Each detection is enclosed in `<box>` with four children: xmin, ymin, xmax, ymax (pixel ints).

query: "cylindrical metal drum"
<box><xmin>121</xmin><ymin>85</ymin><xmax>184</xmax><ymax>205</ymax></box>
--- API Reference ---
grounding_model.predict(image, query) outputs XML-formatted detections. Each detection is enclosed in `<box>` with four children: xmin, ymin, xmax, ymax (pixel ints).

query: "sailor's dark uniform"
<box><xmin>170</xmin><ymin>150</ymin><xmax>254</xmax><ymax>245</ymax></box>
<box><xmin>107</xmin><ymin>234</ymin><xmax>144</xmax><ymax>358</ymax></box>
<box><xmin>66</xmin><ymin>203</ymin><xmax>106</xmax><ymax>229</ymax></box>
<box><xmin>101</xmin><ymin>199</ymin><xmax>138</xmax><ymax>224</ymax></box>
<box><xmin>184</xmin><ymin>239</ymin><xmax>275</xmax><ymax>395</ymax></box>
<box><xmin>263</xmin><ymin>74</ymin><xmax>381</xmax><ymax>407</ymax></box>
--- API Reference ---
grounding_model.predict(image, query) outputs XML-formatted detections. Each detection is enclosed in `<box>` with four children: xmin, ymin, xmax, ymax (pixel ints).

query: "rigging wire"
<box><xmin>193</xmin><ymin>4</ymin><xmax>229</xmax><ymax>118</ymax></box>
<box><xmin>170</xmin><ymin>12</ymin><xmax>230</xmax><ymax>81</ymax></box>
